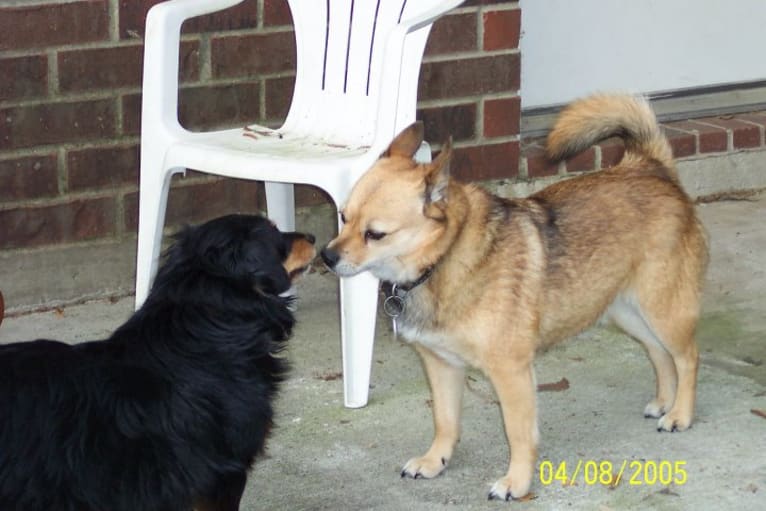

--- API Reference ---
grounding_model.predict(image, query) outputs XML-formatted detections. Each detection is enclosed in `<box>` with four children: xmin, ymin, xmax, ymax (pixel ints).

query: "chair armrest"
<box><xmin>371</xmin><ymin>0</ymin><xmax>466</xmax><ymax>153</ymax></box>
<box><xmin>398</xmin><ymin>0</ymin><xmax>466</xmax><ymax>34</ymax></box>
<box><xmin>141</xmin><ymin>0</ymin><xmax>246</xmax><ymax>132</ymax></box>
<box><xmin>149</xmin><ymin>0</ymin><xmax>246</xmax><ymax>21</ymax></box>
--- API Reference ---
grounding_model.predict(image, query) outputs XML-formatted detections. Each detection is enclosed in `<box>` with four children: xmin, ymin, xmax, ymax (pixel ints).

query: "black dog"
<box><xmin>0</xmin><ymin>214</ymin><xmax>316</xmax><ymax>511</ymax></box>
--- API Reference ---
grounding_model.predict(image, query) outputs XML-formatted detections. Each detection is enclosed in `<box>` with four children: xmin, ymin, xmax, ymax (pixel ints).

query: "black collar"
<box><xmin>383</xmin><ymin>266</ymin><xmax>435</xmax><ymax>300</ymax></box>
<box><xmin>397</xmin><ymin>266</ymin><xmax>435</xmax><ymax>292</ymax></box>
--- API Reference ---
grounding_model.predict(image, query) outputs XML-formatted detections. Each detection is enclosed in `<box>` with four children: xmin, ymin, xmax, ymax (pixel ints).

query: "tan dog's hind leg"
<box><xmin>607</xmin><ymin>295</ymin><xmax>678</xmax><ymax>418</ymax></box>
<box><xmin>402</xmin><ymin>345</ymin><xmax>465</xmax><ymax>479</ymax></box>
<box><xmin>486</xmin><ymin>359</ymin><xmax>538</xmax><ymax>501</ymax></box>
<box><xmin>632</xmin><ymin>234</ymin><xmax>704</xmax><ymax>432</ymax></box>
<box><xmin>641</xmin><ymin>343</ymin><xmax>678</xmax><ymax>418</ymax></box>
<box><xmin>639</xmin><ymin>298</ymin><xmax>700</xmax><ymax>432</ymax></box>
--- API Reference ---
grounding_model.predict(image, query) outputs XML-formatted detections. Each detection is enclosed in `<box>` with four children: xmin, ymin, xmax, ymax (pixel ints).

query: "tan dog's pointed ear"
<box><xmin>423</xmin><ymin>138</ymin><xmax>452</xmax><ymax>218</ymax></box>
<box><xmin>384</xmin><ymin>121</ymin><xmax>424</xmax><ymax>159</ymax></box>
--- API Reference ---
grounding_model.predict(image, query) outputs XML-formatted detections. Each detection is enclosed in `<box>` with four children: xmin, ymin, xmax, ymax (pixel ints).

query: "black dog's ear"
<box><xmin>160</xmin><ymin>224</ymin><xmax>199</xmax><ymax>268</ymax></box>
<box><xmin>251</xmin><ymin>258</ymin><xmax>292</xmax><ymax>295</ymax></box>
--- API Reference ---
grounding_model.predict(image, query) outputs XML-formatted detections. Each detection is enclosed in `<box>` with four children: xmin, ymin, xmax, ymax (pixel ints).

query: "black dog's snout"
<box><xmin>320</xmin><ymin>247</ymin><xmax>339</xmax><ymax>268</ymax></box>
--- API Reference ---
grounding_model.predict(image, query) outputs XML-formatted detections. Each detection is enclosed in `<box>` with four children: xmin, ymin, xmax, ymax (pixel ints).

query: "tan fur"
<box><xmin>284</xmin><ymin>237</ymin><xmax>316</xmax><ymax>278</ymax></box>
<box><xmin>322</xmin><ymin>94</ymin><xmax>708</xmax><ymax>500</ymax></box>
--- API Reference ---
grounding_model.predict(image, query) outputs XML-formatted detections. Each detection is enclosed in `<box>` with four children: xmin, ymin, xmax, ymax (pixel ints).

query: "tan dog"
<box><xmin>320</xmin><ymin>94</ymin><xmax>708</xmax><ymax>500</ymax></box>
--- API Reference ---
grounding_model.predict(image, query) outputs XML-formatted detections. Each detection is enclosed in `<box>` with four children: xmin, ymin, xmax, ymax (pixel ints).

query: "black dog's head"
<box><xmin>157</xmin><ymin>214</ymin><xmax>316</xmax><ymax>297</ymax></box>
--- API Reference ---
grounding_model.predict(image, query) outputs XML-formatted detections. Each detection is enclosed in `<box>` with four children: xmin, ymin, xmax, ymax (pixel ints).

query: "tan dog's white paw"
<box><xmin>657</xmin><ymin>410</ymin><xmax>692</xmax><ymax>432</ymax></box>
<box><xmin>643</xmin><ymin>398</ymin><xmax>670</xmax><ymax>419</ymax></box>
<box><xmin>400</xmin><ymin>455</ymin><xmax>448</xmax><ymax>479</ymax></box>
<box><xmin>488</xmin><ymin>475</ymin><xmax>532</xmax><ymax>502</ymax></box>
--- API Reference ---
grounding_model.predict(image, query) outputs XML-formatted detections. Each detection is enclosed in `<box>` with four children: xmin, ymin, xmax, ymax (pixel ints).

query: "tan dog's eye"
<box><xmin>339</xmin><ymin>211</ymin><xmax>347</xmax><ymax>224</ymax></box>
<box><xmin>364</xmin><ymin>230</ymin><xmax>386</xmax><ymax>241</ymax></box>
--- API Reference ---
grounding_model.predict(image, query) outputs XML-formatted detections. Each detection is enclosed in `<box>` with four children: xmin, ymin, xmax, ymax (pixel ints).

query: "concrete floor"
<box><xmin>1</xmin><ymin>194</ymin><xmax>764</xmax><ymax>510</ymax></box>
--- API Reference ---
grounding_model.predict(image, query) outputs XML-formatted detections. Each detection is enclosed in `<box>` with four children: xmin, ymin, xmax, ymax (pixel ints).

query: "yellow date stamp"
<box><xmin>539</xmin><ymin>460</ymin><xmax>687</xmax><ymax>487</ymax></box>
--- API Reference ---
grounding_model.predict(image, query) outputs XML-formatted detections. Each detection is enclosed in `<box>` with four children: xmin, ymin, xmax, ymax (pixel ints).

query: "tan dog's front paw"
<box><xmin>488</xmin><ymin>472</ymin><xmax>532</xmax><ymax>501</ymax></box>
<box><xmin>657</xmin><ymin>409</ymin><xmax>692</xmax><ymax>432</ymax></box>
<box><xmin>401</xmin><ymin>455</ymin><xmax>448</xmax><ymax>479</ymax></box>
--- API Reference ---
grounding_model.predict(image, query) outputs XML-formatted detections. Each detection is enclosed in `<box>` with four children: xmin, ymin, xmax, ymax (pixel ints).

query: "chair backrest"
<box><xmin>281</xmin><ymin>0</ymin><xmax>450</xmax><ymax>147</ymax></box>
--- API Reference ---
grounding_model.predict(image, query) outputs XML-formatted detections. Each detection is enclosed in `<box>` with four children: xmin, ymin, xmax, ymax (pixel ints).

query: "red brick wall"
<box><xmin>521</xmin><ymin>112</ymin><xmax>766</xmax><ymax>178</ymax></box>
<box><xmin>0</xmin><ymin>0</ymin><xmax>520</xmax><ymax>251</ymax></box>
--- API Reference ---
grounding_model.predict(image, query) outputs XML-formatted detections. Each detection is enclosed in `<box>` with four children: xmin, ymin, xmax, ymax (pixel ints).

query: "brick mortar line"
<box><xmin>689</xmin><ymin>119</ymin><xmax>734</xmax><ymax>152</ymax></box>
<box><xmin>257</xmin><ymin>0</ymin><xmax>265</xmax><ymax>30</ymax></box>
<box><xmin>0</xmin><ymin>237</ymin><xmax>138</xmax><ymax>258</ymax></box>
<box><xmin>199</xmin><ymin>34</ymin><xmax>212</xmax><ymax>82</ymax></box>
<box><xmin>114</xmin><ymin>189</ymin><xmax>125</xmax><ymax>238</ymax></box>
<box><xmin>205</xmin><ymin>25</ymin><xmax>296</xmax><ymax>39</ymax></box>
<box><xmin>115</xmin><ymin>92</ymin><xmax>124</xmax><ymax>137</ymax></box>
<box><xmin>0</xmin><ymin>170</ymin><xmax>226</xmax><ymax>212</ymax></box>
<box><xmin>0</xmin><ymin>40</ymin><xmax>145</xmax><ymax>60</ymax></box>
<box><xmin>592</xmin><ymin>145</ymin><xmax>603</xmax><ymax>170</ymax></box>
<box><xmin>0</xmin><ymin>189</ymin><xmax>124</xmax><ymax>212</ymax></box>
<box><xmin>476</xmin><ymin>1</ymin><xmax>485</xmax><ymax>52</ymax></box>
<box><xmin>661</xmin><ymin>123</ymin><xmax>698</xmax><ymax>134</ymax></box>
<box><xmin>0</xmin><ymin>0</ymin><xmax>65</xmax><ymax>7</ymax></box>
<box><xmin>476</xmin><ymin>97</ymin><xmax>486</xmax><ymax>140</ymax></box>
<box><xmin>1</xmin><ymin>94</ymin><xmax>118</xmax><ymax>109</ymax></box>
<box><xmin>444</xmin><ymin>134</ymin><xmax>519</xmax><ymax>150</ymax></box>
<box><xmin>258</xmin><ymin>77</ymin><xmax>267</xmax><ymax>123</ymax></box>
<box><xmin>418</xmin><ymin>92</ymin><xmax>520</xmax><ymax>109</ymax></box>
<box><xmin>56</xmin><ymin>147</ymin><xmax>67</xmax><ymax>195</ymax></box>
<box><xmin>46</xmin><ymin>48</ymin><xmax>58</xmax><ymax>96</ymax></box>
<box><xmin>0</xmin><ymin>24</ymin><xmax>293</xmax><ymax>61</ymax></box>
<box><xmin>422</xmin><ymin>47</ymin><xmax>519</xmax><ymax>64</ymax></box>
<box><xmin>191</xmin><ymin>70</ymin><xmax>295</xmax><ymax>84</ymax></box>
<box><xmin>0</xmin><ymin>137</ymin><xmax>141</xmax><ymax>161</ymax></box>
<box><xmin>108</xmin><ymin>0</ymin><xmax>119</xmax><ymax>42</ymax></box>
<box><xmin>1</xmin><ymin>70</ymin><xmax>300</xmax><ymax>108</ymax></box>
<box><xmin>517</xmin><ymin>154</ymin><xmax>529</xmax><ymax>179</ymax></box>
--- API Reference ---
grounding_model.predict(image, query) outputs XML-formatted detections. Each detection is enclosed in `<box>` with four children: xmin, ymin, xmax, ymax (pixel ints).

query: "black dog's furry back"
<box><xmin>0</xmin><ymin>215</ymin><xmax>302</xmax><ymax>511</ymax></box>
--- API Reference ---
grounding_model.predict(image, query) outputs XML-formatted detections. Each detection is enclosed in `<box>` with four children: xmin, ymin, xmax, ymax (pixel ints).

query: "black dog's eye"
<box><xmin>364</xmin><ymin>230</ymin><xmax>386</xmax><ymax>241</ymax></box>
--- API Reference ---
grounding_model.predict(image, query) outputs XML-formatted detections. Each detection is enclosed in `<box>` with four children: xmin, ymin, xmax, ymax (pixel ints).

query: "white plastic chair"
<box><xmin>136</xmin><ymin>0</ymin><xmax>464</xmax><ymax>408</ymax></box>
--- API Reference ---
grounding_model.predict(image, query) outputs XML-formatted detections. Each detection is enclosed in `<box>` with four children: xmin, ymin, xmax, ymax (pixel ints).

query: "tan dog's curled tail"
<box><xmin>547</xmin><ymin>93</ymin><xmax>674</xmax><ymax>171</ymax></box>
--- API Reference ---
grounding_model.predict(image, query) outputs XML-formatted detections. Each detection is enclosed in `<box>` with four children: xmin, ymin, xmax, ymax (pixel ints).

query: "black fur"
<box><xmin>0</xmin><ymin>214</ymin><xmax>307</xmax><ymax>511</ymax></box>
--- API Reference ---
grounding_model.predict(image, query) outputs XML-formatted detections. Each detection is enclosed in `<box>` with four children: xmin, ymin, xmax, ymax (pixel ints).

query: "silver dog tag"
<box><xmin>383</xmin><ymin>285</ymin><xmax>405</xmax><ymax>338</ymax></box>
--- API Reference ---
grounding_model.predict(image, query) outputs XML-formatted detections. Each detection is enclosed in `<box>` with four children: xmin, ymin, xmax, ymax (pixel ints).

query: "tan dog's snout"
<box><xmin>319</xmin><ymin>244</ymin><xmax>341</xmax><ymax>270</ymax></box>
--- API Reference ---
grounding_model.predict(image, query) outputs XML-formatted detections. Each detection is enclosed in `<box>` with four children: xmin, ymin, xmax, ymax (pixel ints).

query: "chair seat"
<box><xmin>165</xmin><ymin>125</ymin><xmax>375</xmax><ymax>184</ymax></box>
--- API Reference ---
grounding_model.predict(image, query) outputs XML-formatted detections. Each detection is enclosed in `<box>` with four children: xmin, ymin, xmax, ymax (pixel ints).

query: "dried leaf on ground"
<box><xmin>315</xmin><ymin>371</ymin><xmax>342</xmax><ymax>381</ymax></box>
<box><xmin>656</xmin><ymin>486</ymin><xmax>680</xmax><ymax>497</ymax></box>
<box><xmin>537</xmin><ymin>377</ymin><xmax>570</xmax><ymax>392</ymax></box>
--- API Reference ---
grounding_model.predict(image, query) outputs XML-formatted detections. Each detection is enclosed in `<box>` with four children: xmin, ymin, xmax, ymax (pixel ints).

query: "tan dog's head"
<box><xmin>320</xmin><ymin>122</ymin><xmax>453</xmax><ymax>284</ymax></box>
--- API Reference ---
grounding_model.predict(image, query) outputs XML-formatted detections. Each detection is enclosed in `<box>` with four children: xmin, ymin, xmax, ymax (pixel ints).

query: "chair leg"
<box><xmin>265</xmin><ymin>182</ymin><xmax>295</xmax><ymax>232</ymax></box>
<box><xmin>135</xmin><ymin>168</ymin><xmax>175</xmax><ymax>310</ymax></box>
<box><xmin>339</xmin><ymin>271</ymin><xmax>379</xmax><ymax>408</ymax></box>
